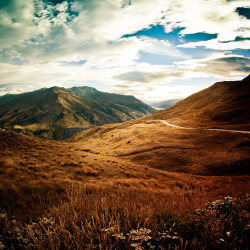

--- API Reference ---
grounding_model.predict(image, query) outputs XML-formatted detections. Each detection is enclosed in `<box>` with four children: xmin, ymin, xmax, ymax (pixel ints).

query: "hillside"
<box><xmin>0</xmin><ymin>86</ymin><xmax>155</xmax><ymax>139</ymax></box>
<box><xmin>69</xmin><ymin>119</ymin><xmax>250</xmax><ymax>176</ymax></box>
<box><xmin>69</xmin><ymin>75</ymin><xmax>250</xmax><ymax>176</ymax></box>
<box><xmin>1</xmin><ymin>126</ymin><xmax>249</xmax><ymax>221</ymax></box>
<box><xmin>150</xmin><ymin>75</ymin><xmax>250</xmax><ymax>130</ymax></box>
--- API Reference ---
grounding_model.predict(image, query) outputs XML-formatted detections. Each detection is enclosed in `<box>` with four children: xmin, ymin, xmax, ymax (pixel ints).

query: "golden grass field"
<box><xmin>1</xmin><ymin>118</ymin><xmax>249</xmax><ymax>219</ymax></box>
<box><xmin>0</xmin><ymin>115</ymin><xmax>249</xmax><ymax>249</ymax></box>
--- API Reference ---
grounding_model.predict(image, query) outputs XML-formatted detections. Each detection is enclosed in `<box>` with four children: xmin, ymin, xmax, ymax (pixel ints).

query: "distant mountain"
<box><xmin>65</xmin><ymin>86</ymin><xmax>153</xmax><ymax>114</ymax></box>
<box><xmin>150</xmin><ymin>99</ymin><xmax>183</xmax><ymax>109</ymax></box>
<box><xmin>0</xmin><ymin>86</ymin><xmax>155</xmax><ymax>139</ymax></box>
<box><xmin>151</xmin><ymin>75</ymin><xmax>250</xmax><ymax>130</ymax></box>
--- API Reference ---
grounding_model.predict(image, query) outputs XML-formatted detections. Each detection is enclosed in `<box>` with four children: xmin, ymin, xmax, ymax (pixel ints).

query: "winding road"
<box><xmin>159</xmin><ymin>120</ymin><xmax>250</xmax><ymax>134</ymax></box>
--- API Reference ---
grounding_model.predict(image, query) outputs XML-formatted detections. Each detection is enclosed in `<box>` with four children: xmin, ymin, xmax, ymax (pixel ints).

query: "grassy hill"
<box><xmin>69</xmin><ymin>75</ymin><xmax>250</xmax><ymax>176</ymax></box>
<box><xmin>69</xmin><ymin>119</ymin><xmax>250</xmax><ymax>176</ymax></box>
<box><xmin>151</xmin><ymin>75</ymin><xmax>250</xmax><ymax>130</ymax></box>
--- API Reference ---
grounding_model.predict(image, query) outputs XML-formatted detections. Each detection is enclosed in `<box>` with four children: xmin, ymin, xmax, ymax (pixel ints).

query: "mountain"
<box><xmin>65</xmin><ymin>86</ymin><xmax>154</xmax><ymax>114</ymax></box>
<box><xmin>150</xmin><ymin>75</ymin><xmax>250</xmax><ymax>130</ymax></box>
<box><xmin>0</xmin><ymin>86</ymin><xmax>155</xmax><ymax>139</ymax></box>
<box><xmin>150</xmin><ymin>99</ymin><xmax>183</xmax><ymax>109</ymax></box>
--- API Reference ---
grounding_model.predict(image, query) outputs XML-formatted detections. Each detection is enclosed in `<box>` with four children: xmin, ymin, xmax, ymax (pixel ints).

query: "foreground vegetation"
<box><xmin>1</xmin><ymin>187</ymin><xmax>249</xmax><ymax>249</ymax></box>
<box><xmin>0</xmin><ymin>128</ymin><xmax>249</xmax><ymax>249</ymax></box>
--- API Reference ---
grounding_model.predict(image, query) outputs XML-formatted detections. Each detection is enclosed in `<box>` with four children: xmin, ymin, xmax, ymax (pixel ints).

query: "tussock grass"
<box><xmin>75</xmin><ymin>166</ymin><xmax>100</xmax><ymax>176</ymax></box>
<box><xmin>1</xmin><ymin>129</ymin><xmax>249</xmax><ymax>249</ymax></box>
<box><xmin>0</xmin><ymin>187</ymin><xmax>249</xmax><ymax>249</ymax></box>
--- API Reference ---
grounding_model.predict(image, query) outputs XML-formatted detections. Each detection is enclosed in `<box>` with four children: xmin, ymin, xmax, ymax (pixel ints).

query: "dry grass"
<box><xmin>70</xmin><ymin>120</ymin><xmax>250</xmax><ymax>176</ymax></box>
<box><xmin>1</xmin><ymin>186</ymin><xmax>249</xmax><ymax>249</ymax></box>
<box><xmin>0</xmin><ymin>125</ymin><xmax>249</xmax><ymax>248</ymax></box>
<box><xmin>150</xmin><ymin>76</ymin><xmax>250</xmax><ymax>130</ymax></box>
<box><xmin>1</xmin><ymin>128</ymin><xmax>249</xmax><ymax>221</ymax></box>
<box><xmin>0</xmin><ymin>130</ymin><xmax>103</xmax><ymax>221</ymax></box>
<box><xmin>1</xmin><ymin>76</ymin><xmax>250</xmax><ymax>248</ymax></box>
<box><xmin>74</xmin><ymin>166</ymin><xmax>100</xmax><ymax>176</ymax></box>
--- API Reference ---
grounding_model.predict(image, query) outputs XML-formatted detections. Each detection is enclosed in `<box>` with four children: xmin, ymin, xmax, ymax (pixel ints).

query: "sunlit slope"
<box><xmin>70</xmin><ymin>120</ymin><xmax>250</xmax><ymax>175</ymax></box>
<box><xmin>150</xmin><ymin>75</ymin><xmax>250</xmax><ymax>130</ymax></box>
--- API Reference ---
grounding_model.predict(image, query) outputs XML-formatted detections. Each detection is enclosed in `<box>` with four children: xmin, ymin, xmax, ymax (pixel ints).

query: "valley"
<box><xmin>0</xmin><ymin>76</ymin><xmax>249</xmax><ymax>249</ymax></box>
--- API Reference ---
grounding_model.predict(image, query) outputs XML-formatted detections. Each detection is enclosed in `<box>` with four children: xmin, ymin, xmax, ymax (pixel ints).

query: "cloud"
<box><xmin>161</xmin><ymin>0</ymin><xmax>250</xmax><ymax>43</ymax></box>
<box><xmin>114</xmin><ymin>70</ymin><xmax>186</xmax><ymax>83</ymax></box>
<box><xmin>193</xmin><ymin>56</ymin><xmax>250</xmax><ymax>77</ymax></box>
<box><xmin>139</xmin><ymin>36</ymin><xmax>188</xmax><ymax>59</ymax></box>
<box><xmin>0</xmin><ymin>0</ymin><xmax>169</xmax><ymax>63</ymax></box>
<box><xmin>71</xmin><ymin>0</ymin><xmax>170</xmax><ymax>42</ymax></box>
<box><xmin>110</xmin><ymin>82</ymin><xmax>205</xmax><ymax>102</ymax></box>
<box><xmin>179</xmin><ymin>38</ymin><xmax>250</xmax><ymax>50</ymax></box>
<box><xmin>114</xmin><ymin>56</ymin><xmax>250</xmax><ymax>83</ymax></box>
<box><xmin>0</xmin><ymin>0</ymin><xmax>36</xmax><ymax>49</ymax></box>
<box><xmin>0</xmin><ymin>0</ymin><xmax>249</xmax><ymax>100</ymax></box>
<box><xmin>1</xmin><ymin>0</ymin><xmax>249</xmax><ymax>64</ymax></box>
<box><xmin>111</xmin><ymin>55</ymin><xmax>250</xmax><ymax>101</ymax></box>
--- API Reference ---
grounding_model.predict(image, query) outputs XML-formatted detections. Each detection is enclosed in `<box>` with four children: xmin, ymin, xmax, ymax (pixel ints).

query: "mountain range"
<box><xmin>0</xmin><ymin>86</ymin><xmax>155</xmax><ymax>139</ymax></box>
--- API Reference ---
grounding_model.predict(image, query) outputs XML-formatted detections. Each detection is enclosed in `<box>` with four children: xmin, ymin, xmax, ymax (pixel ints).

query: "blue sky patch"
<box><xmin>123</xmin><ymin>25</ymin><xmax>184</xmax><ymax>44</ymax></box>
<box><xmin>236</xmin><ymin>7</ymin><xmax>250</xmax><ymax>19</ymax></box>
<box><xmin>123</xmin><ymin>25</ymin><xmax>219</xmax><ymax>47</ymax></box>
<box><xmin>183</xmin><ymin>33</ymin><xmax>217</xmax><ymax>43</ymax></box>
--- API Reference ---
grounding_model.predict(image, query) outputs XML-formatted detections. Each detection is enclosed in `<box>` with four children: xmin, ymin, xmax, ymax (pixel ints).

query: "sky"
<box><xmin>0</xmin><ymin>0</ymin><xmax>250</xmax><ymax>103</ymax></box>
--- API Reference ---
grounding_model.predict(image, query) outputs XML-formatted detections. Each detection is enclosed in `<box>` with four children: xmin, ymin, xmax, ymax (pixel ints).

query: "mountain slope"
<box><xmin>0</xmin><ymin>86</ymin><xmax>155</xmax><ymax>139</ymax></box>
<box><xmin>65</xmin><ymin>86</ymin><xmax>155</xmax><ymax>114</ymax></box>
<box><xmin>151</xmin><ymin>75</ymin><xmax>250</xmax><ymax>130</ymax></box>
